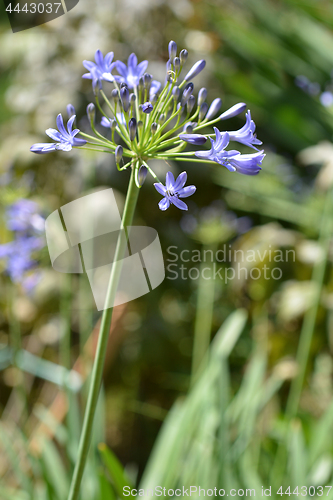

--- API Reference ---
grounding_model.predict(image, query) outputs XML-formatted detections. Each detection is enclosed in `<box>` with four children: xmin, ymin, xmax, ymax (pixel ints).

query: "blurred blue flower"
<box><xmin>116</xmin><ymin>53</ymin><xmax>148</xmax><ymax>88</ymax></box>
<box><xmin>195</xmin><ymin>128</ymin><xmax>264</xmax><ymax>175</ymax></box>
<box><xmin>154</xmin><ymin>171</ymin><xmax>196</xmax><ymax>211</ymax></box>
<box><xmin>101</xmin><ymin>113</ymin><xmax>126</xmax><ymax>128</ymax></box>
<box><xmin>150</xmin><ymin>80</ymin><xmax>161</xmax><ymax>99</ymax></box>
<box><xmin>30</xmin><ymin>114</ymin><xmax>86</xmax><ymax>154</ymax></box>
<box><xmin>0</xmin><ymin>200</ymin><xmax>45</xmax><ymax>290</ymax></box>
<box><xmin>7</xmin><ymin>199</ymin><xmax>44</xmax><ymax>233</ymax></box>
<box><xmin>82</xmin><ymin>50</ymin><xmax>117</xmax><ymax>84</ymax></box>
<box><xmin>320</xmin><ymin>91</ymin><xmax>333</xmax><ymax>107</ymax></box>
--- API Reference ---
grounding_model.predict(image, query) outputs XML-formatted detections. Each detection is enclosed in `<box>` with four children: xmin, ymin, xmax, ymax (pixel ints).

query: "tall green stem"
<box><xmin>67</xmin><ymin>166</ymin><xmax>140</xmax><ymax>500</ymax></box>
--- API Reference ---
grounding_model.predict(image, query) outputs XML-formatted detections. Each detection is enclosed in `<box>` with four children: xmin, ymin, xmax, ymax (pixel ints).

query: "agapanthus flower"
<box><xmin>195</xmin><ymin>128</ymin><xmax>264</xmax><ymax>175</ymax></box>
<box><xmin>150</xmin><ymin>80</ymin><xmax>161</xmax><ymax>99</ymax></box>
<box><xmin>154</xmin><ymin>172</ymin><xmax>196</xmax><ymax>211</ymax></box>
<box><xmin>101</xmin><ymin>113</ymin><xmax>126</xmax><ymax>128</ymax></box>
<box><xmin>228</xmin><ymin>110</ymin><xmax>262</xmax><ymax>149</ymax></box>
<box><xmin>0</xmin><ymin>200</ymin><xmax>45</xmax><ymax>290</ymax></box>
<box><xmin>82</xmin><ymin>50</ymin><xmax>117</xmax><ymax>83</ymax></box>
<box><xmin>7</xmin><ymin>199</ymin><xmax>45</xmax><ymax>233</ymax></box>
<box><xmin>30</xmin><ymin>40</ymin><xmax>264</xmax><ymax>211</ymax></box>
<box><xmin>30</xmin><ymin>114</ymin><xmax>86</xmax><ymax>154</ymax></box>
<box><xmin>115</xmin><ymin>53</ymin><xmax>148</xmax><ymax>89</ymax></box>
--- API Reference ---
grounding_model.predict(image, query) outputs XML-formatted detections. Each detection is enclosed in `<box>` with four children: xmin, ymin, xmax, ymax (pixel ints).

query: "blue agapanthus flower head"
<box><xmin>30</xmin><ymin>40</ymin><xmax>265</xmax><ymax>212</ymax></box>
<box><xmin>154</xmin><ymin>172</ymin><xmax>196</xmax><ymax>211</ymax></box>
<box><xmin>116</xmin><ymin>53</ymin><xmax>148</xmax><ymax>89</ymax></box>
<box><xmin>30</xmin><ymin>114</ymin><xmax>86</xmax><ymax>154</ymax></box>
<box><xmin>82</xmin><ymin>50</ymin><xmax>117</xmax><ymax>83</ymax></box>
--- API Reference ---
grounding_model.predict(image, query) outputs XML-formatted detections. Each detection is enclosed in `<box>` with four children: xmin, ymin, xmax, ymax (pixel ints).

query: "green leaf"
<box><xmin>98</xmin><ymin>443</ymin><xmax>133</xmax><ymax>499</ymax></box>
<box><xmin>98</xmin><ymin>469</ymin><xmax>117</xmax><ymax>500</ymax></box>
<box><xmin>39</xmin><ymin>438</ymin><xmax>69</xmax><ymax>500</ymax></box>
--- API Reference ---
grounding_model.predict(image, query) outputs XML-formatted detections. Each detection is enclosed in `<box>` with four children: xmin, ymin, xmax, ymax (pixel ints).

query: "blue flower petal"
<box><xmin>154</xmin><ymin>183</ymin><xmax>167</xmax><ymax>196</ymax></box>
<box><xmin>170</xmin><ymin>197</ymin><xmax>188</xmax><ymax>210</ymax></box>
<box><xmin>178</xmin><ymin>185</ymin><xmax>196</xmax><ymax>198</ymax></box>
<box><xmin>158</xmin><ymin>197</ymin><xmax>170</xmax><ymax>211</ymax></box>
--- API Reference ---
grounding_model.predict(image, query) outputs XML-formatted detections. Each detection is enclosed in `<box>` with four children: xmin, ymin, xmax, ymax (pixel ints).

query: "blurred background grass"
<box><xmin>1</xmin><ymin>0</ymin><xmax>333</xmax><ymax>498</ymax></box>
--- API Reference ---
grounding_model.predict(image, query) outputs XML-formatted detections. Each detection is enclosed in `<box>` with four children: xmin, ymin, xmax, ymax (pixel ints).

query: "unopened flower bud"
<box><xmin>179</xmin><ymin>133</ymin><xmax>207</xmax><ymax>145</ymax></box>
<box><xmin>143</xmin><ymin>73</ymin><xmax>152</xmax><ymax>88</ymax></box>
<box><xmin>115</xmin><ymin>145</ymin><xmax>123</xmax><ymax>164</ymax></box>
<box><xmin>130</xmin><ymin>93</ymin><xmax>136</xmax><ymax>104</ymax></box>
<box><xmin>110</xmin><ymin>119</ymin><xmax>117</xmax><ymax>132</ymax></box>
<box><xmin>138</xmin><ymin>77</ymin><xmax>144</xmax><ymax>92</ymax></box>
<box><xmin>86</xmin><ymin>103</ymin><xmax>95</xmax><ymax>123</ymax></box>
<box><xmin>187</xmin><ymin>95</ymin><xmax>195</xmax><ymax>114</ymax></box>
<box><xmin>181</xmin><ymin>82</ymin><xmax>194</xmax><ymax>107</ymax></box>
<box><xmin>199</xmin><ymin>102</ymin><xmax>208</xmax><ymax>122</ymax></box>
<box><xmin>198</xmin><ymin>88</ymin><xmax>207</xmax><ymax>106</ymax></box>
<box><xmin>158</xmin><ymin>114</ymin><xmax>165</xmax><ymax>124</ymax></box>
<box><xmin>111</xmin><ymin>89</ymin><xmax>119</xmax><ymax>105</ymax></box>
<box><xmin>142</xmin><ymin>102</ymin><xmax>153</xmax><ymax>114</ymax></box>
<box><xmin>67</xmin><ymin>104</ymin><xmax>76</xmax><ymax>118</ymax></box>
<box><xmin>173</xmin><ymin>86</ymin><xmax>180</xmax><ymax>101</ymax></box>
<box><xmin>92</xmin><ymin>78</ymin><xmax>102</xmax><ymax>95</ymax></box>
<box><xmin>138</xmin><ymin>165</ymin><xmax>148</xmax><ymax>186</ymax></box>
<box><xmin>219</xmin><ymin>102</ymin><xmax>246</xmax><ymax>120</ymax></box>
<box><xmin>205</xmin><ymin>98</ymin><xmax>222</xmax><ymax>121</ymax></box>
<box><xmin>184</xmin><ymin>123</ymin><xmax>193</xmax><ymax>133</ymax></box>
<box><xmin>120</xmin><ymin>87</ymin><xmax>130</xmax><ymax>112</ymax></box>
<box><xmin>173</xmin><ymin>57</ymin><xmax>180</xmax><ymax>73</ymax></box>
<box><xmin>128</xmin><ymin>117</ymin><xmax>137</xmax><ymax>141</ymax></box>
<box><xmin>151</xmin><ymin>122</ymin><xmax>158</xmax><ymax>134</ymax></box>
<box><xmin>168</xmin><ymin>40</ymin><xmax>177</xmax><ymax>61</ymax></box>
<box><xmin>151</xmin><ymin>94</ymin><xmax>158</xmax><ymax>105</ymax></box>
<box><xmin>180</xmin><ymin>49</ymin><xmax>188</xmax><ymax>65</ymax></box>
<box><xmin>184</xmin><ymin>60</ymin><xmax>206</xmax><ymax>81</ymax></box>
<box><xmin>199</xmin><ymin>102</ymin><xmax>208</xmax><ymax>121</ymax></box>
<box><xmin>137</xmin><ymin>120</ymin><xmax>143</xmax><ymax>131</ymax></box>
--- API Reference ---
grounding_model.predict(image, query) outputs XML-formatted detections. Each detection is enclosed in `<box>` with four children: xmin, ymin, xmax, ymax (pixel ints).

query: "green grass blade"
<box><xmin>98</xmin><ymin>443</ymin><xmax>133</xmax><ymax>499</ymax></box>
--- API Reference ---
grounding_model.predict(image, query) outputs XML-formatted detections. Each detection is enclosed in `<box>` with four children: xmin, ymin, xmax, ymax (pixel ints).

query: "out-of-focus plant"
<box><xmin>0</xmin><ymin>199</ymin><xmax>45</xmax><ymax>291</ymax></box>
